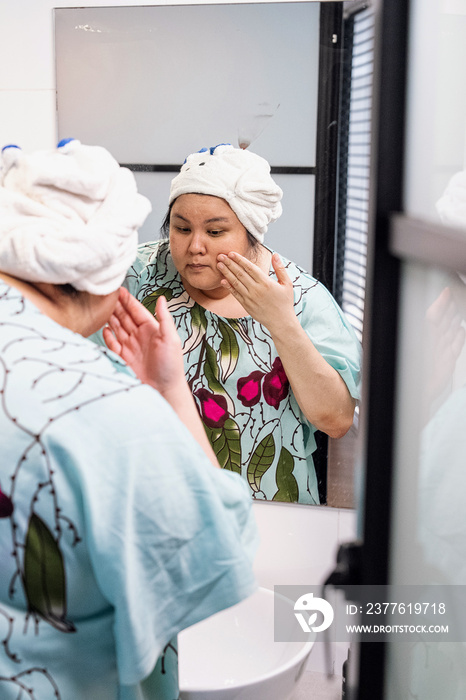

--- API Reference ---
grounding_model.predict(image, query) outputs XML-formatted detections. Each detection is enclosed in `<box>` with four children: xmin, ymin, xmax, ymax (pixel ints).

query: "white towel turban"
<box><xmin>169</xmin><ymin>144</ymin><xmax>283</xmax><ymax>243</ymax></box>
<box><xmin>436</xmin><ymin>169</ymin><xmax>466</xmax><ymax>230</ymax></box>
<box><xmin>0</xmin><ymin>139</ymin><xmax>151</xmax><ymax>295</ymax></box>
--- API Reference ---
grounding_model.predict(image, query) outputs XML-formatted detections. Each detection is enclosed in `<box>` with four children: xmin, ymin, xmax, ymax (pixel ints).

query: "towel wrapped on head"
<box><xmin>0</xmin><ymin>139</ymin><xmax>151</xmax><ymax>295</ymax></box>
<box><xmin>436</xmin><ymin>169</ymin><xmax>466</xmax><ymax>230</ymax></box>
<box><xmin>169</xmin><ymin>144</ymin><xmax>283</xmax><ymax>243</ymax></box>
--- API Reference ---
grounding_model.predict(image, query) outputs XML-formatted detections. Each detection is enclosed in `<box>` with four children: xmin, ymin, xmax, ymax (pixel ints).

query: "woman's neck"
<box><xmin>0</xmin><ymin>272</ymin><xmax>95</xmax><ymax>336</ymax></box>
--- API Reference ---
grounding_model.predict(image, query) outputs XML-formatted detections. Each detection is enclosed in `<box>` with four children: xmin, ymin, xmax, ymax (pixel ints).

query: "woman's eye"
<box><xmin>209</xmin><ymin>230</ymin><xmax>223</xmax><ymax>236</ymax></box>
<box><xmin>176</xmin><ymin>227</ymin><xmax>191</xmax><ymax>233</ymax></box>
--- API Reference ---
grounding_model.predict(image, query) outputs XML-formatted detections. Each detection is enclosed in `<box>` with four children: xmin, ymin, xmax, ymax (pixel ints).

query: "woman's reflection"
<box><xmin>409</xmin><ymin>166</ymin><xmax>466</xmax><ymax>697</ymax></box>
<box><xmin>103</xmin><ymin>144</ymin><xmax>362</xmax><ymax>504</ymax></box>
<box><xmin>404</xmin><ymin>271</ymin><xmax>466</xmax><ymax>700</ymax></box>
<box><xmin>419</xmin><ymin>271</ymin><xmax>466</xmax><ymax>582</ymax></box>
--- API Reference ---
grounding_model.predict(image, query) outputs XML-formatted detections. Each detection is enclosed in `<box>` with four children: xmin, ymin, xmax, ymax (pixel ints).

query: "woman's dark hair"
<box><xmin>160</xmin><ymin>204</ymin><xmax>172</xmax><ymax>239</ymax></box>
<box><xmin>161</xmin><ymin>198</ymin><xmax>261</xmax><ymax>256</ymax></box>
<box><xmin>57</xmin><ymin>283</ymin><xmax>80</xmax><ymax>298</ymax></box>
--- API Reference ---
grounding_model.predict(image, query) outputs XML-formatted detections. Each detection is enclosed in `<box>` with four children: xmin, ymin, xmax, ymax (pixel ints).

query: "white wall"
<box><xmin>252</xmin><ymin>501</ymin><xmax>356</xmax><ymax>675</ymax></box>
<box><xmin>0</xmin><ymin>0</ymin><xmax>312</xmax><ymax>151</ymax></box>
<box><xmin>404</xmin><ymin>0</ymin><xmax>466</xmax><ymax>222</ymax></box>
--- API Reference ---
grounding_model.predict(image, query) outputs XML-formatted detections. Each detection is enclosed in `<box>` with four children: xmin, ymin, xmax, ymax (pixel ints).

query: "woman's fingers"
<box><xmin>218</xmin><ymin>252</ymin><xmax>264</xmax><ymax>284</ymax></box>
<box><xmin>113</xmin><ymin>288</ymin><xmax>162</xmax><ymax>340</ymax></box>
<box><xmin>217</xmin><ymin>251</ymin><xmax>291</xmax><ymax>292</ymax></box>
<box><xmin>217</xmin><ymin>263</ymin><xmax>248</xmax><ymax>295</ymax></box>
<box><xmin>155</xmin><ymin>295</ymin><xmax>183</xmax><ymax>348</ymax></box>
<box><xmin>217</xmin><ymin>254</ymin><xmax>259</xmax><ymax>295</ymax></box>
<box><xmin>102</xmin><ymin>324</ymin><xmax>122</xmax><ymax>354</ymax></box>
<box><xmin>118</xmin><ymin>287</ymin><xmax>158</xmax><ymax>326</ymax></box>
<box><xmin>107</xmin><ymin>303</ymin><xmax>133</xmax><ymax>342</ymax></box>
<box><xmin>271</xmin><ymin>252</ymin><xmax>291</xmax><ymax>287</ymax></box>
<box><xmin>154</xmin><ymin>294</ymin><xmax>170</xmax><ymax>327</ymax></box>
<box><xmin>111</xmin><ymin>293</ymin><xmax>139</xmax><ymax>337</ymax></box>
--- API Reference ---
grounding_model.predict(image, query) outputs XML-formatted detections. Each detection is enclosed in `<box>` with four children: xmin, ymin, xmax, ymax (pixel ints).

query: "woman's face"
<box><xmin>169</xmin><ymin>194</ymin><xmax>253</xmax><ymax>296</ymax></box>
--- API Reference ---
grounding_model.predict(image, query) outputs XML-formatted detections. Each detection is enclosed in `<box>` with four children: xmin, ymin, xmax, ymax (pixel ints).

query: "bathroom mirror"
<box><xmin>54</xmin><ymin>0</ymin><xmax>368</xmax><ymax>509</ymax></box>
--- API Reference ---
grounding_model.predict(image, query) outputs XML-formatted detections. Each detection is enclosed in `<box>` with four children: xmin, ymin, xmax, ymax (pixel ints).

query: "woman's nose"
<box><xmin>188</xmin><ymin>231</ymin><xmax>206</xmax><ymax>254</ymax></box>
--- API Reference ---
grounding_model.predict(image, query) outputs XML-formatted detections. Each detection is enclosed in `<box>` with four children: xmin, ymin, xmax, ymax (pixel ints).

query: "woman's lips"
<box><xmin>187</xmin><ymin>264</ymin><xmax>208</xmax><ymax>270</ymax></box>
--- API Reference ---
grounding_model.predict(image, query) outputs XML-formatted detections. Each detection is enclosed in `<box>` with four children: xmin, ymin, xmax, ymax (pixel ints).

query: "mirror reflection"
<box><xmin>55</xmin><ymin>1</ymin><xmax>371</xmax><ymax>507</ymax></box>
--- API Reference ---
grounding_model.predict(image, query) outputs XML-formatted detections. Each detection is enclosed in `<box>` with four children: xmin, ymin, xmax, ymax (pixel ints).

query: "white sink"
<box><xmin>179</xmin><ymin>587</ymin><xmax>314</xmax><ymax>700</ymax></box>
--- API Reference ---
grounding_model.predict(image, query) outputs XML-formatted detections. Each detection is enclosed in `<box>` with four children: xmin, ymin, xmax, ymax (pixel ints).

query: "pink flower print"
<box><xmin>263</xmin><ymin>357</ymin><xmax>290</xmax><ymax>409</ymax></box>
<box><xmin>195</xmin><ymin>388</ymin><xmax>229</xmax><ymax>428</ymax></box>
<box><xmin>0</xmin><ymin>489</ymin><xmax>13</xmax><ymax>518</ymax></box>
<box><xmin>237</xmin><ymin>370</ymin><xmax>264</xmax><ymax>407</ymax></box>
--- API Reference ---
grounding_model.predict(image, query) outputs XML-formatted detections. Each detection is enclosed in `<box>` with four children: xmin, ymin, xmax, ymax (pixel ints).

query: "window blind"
<box><xmin>336</xmin><ymin>6</ymin><xmax>375</xmax><ymax>343</ymax></box>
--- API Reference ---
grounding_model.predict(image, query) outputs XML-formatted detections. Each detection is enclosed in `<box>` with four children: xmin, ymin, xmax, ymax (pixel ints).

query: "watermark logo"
<box><xmin>275</xmin><ymin>585</ymin><xmax>460</xmax><ymax>643</ymax></box>
<box><xmin>293</xmin><ymin>592</ymin><xmax>334</xmax><ymax>633</ymax></box>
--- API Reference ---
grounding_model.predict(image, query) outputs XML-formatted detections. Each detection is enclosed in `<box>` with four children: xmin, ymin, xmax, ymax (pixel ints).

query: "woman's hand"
<box><xmin>104</xmin><ymin>288</ymin><xmax>219</xmax><ymax>466</ymax></box>
<box><xmin>218</xmin><ymin>251</ymin><xmax>356</xmax><ymax>438</ymax></box>
<box><xmin>103</xmin><ymin>287</ymin><xmax>185</xmax><ymax>395</ymax></box>
<box><xmin>217</xmin><ymin>251</ymin><xmax>295</xmax><ymax>333</ymax></box>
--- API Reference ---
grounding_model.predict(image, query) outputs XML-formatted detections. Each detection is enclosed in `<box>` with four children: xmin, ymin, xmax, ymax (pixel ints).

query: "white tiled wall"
<box><xmin>252</xmin><ymin>501</ymin><xmax>356</xmax><ymax>588</ymax></box>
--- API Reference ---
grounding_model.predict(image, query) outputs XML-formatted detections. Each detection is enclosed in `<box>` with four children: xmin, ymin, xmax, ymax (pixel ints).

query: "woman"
<box><xmin>121</xmin><ymin>144</ymin><xmax>361</xmax><ymax>505</ymax></box>
<box><xmin>0</xmin><ymin>140</ymin><xmax>257</xmax><ymax>699</ymax></box>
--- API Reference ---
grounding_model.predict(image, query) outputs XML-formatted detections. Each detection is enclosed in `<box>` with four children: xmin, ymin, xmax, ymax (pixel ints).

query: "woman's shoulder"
<box><xmin>268</xmin><ymin>248</ymin><xmax>320</xmax><ymax>295</ymax></box>
<box><xmin>270</xmin><ymin>248</ymin><xmax>352</xmax><ymax>322</ymax></box>
<box><xmin>134</xmin><ymin>238</ymin><xmax>170</xmax><ymax>268</ymax></box>
<box><xmin>125</xmin><ymin>238</ymin><xmax>177</xmax><ymax>294</ymax></box>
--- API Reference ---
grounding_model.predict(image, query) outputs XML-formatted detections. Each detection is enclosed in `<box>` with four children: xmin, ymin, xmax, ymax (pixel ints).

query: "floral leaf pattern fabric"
<box><xmin>142</xmin><ymin>286</ymin><xmax>174</xmax><ymax>315</ymax></box>
<box><xmin>203</xmin><ymin>342</ymin><xmax>235</xmax><ymax>415</ymax></box>
<box><xmin>274</xmin><ymin>447</ymin><xmax>299</xmax><ymax>503</ymax></box>
<box><xmin>247</xmin><ymin>433</ymin><xmax>276</xmax><ymax>495</ymax></box>
<box><xmin>218</xmin><ymin>320</ymin><xmax>240</xmax><ymax>381</ymax></box>
<box><xmin>205</xmin><ymin>419</ymin><xmax>242</xmax><ymax>474</ymax></box>
<box><xmin>125</xmin><ymin>240</ymin><xmax>363</xmax><ymax>505</ymax></box>
<box><xmin>183</xmin><ymin>304</ymin><xmax>206</xmax><ymax>353</ymax></box>
<box><xmin>23</xmin><ymin>512</ymin><xmax>76</xmax><ymax>634</ymax></box>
